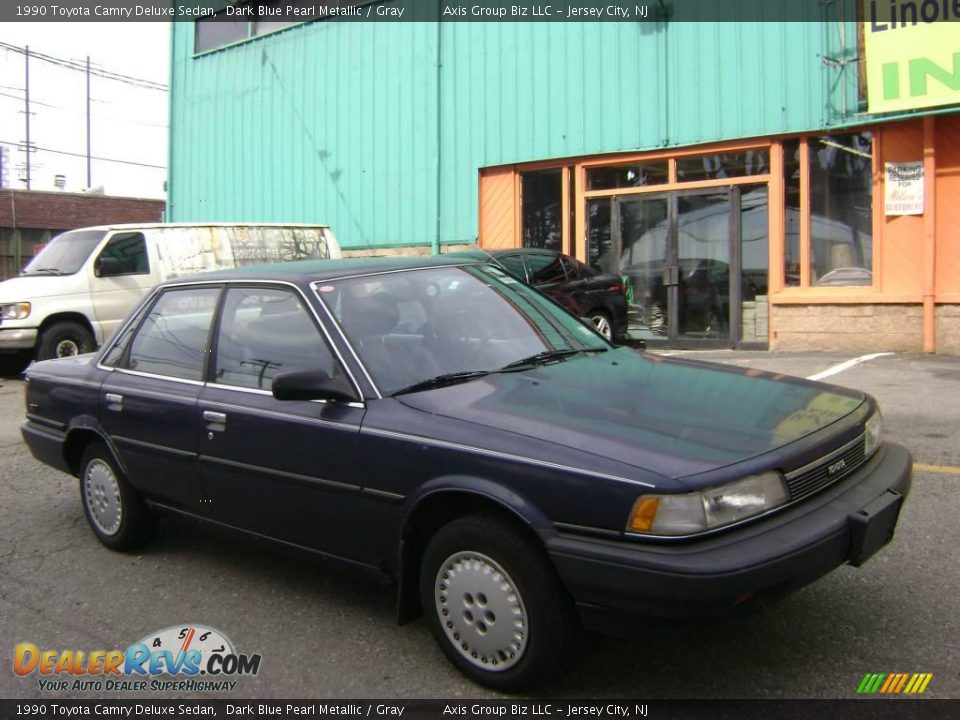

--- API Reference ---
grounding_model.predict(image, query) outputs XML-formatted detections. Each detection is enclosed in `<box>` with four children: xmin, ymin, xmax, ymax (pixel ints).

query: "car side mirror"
<box><xmin>95</xmin><ymin>256</ymin><xmax>125</xmax><ymax>278</ymax></box>
<box><xmin>271</xmin><ymin>370</ymin><xmax>358</xmax><ymax>403</ymax></box>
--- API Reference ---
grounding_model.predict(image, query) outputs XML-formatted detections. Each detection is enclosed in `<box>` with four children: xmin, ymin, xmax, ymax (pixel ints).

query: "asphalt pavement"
<box><xmin>0</xmin><ymin>350</ymin><xmax>957</xmax><ymax>700</ymax></box>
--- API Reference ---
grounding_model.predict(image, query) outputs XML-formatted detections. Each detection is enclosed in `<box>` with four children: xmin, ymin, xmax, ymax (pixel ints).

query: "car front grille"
<box><xmin>785</xmin><ymin>434</ymin><xmax>867</xmax><ymax>502</ymax></box>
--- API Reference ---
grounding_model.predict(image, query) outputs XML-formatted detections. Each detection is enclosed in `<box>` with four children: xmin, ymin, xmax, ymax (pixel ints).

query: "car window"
<box><xmin>559</xmin><ymin>255</ymin><xmax>582</xmax><ymax>280</ymax></box>
<box><xmin>496</xmin><ymin>254</ymin><xmax>528</xmax><ymax>281</ymax></box>
<box><xmin>316</xmin><ymin>264</ymin><xmax>607</xmax><ymax>395</ymax></box>
<box><xmin>98</xmin><ymin>232</ymin><xmax>149</xmax><ymax>275</ymax></box>
<box><xmin>213</xmin><ymin>286</ymin><xmax>336</xmax><ymax>390</ymax></box>
<box><xmin>525</xmin><ymin>253</ymin><xmax>567</xmax><ymax>285</ymax></box>
<box><xmin>125</xmin><ymin>287</ymin><xmax>220</xmax><ymax>381</ymax></box>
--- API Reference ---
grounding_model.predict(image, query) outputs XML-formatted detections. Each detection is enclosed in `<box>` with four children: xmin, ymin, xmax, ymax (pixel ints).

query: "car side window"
<box><xmin>559</xmin><ymin>255</ymin><xmax>582</xmax><ymax>280</ymax></box>
<box><xmin>496</xmin><ymin>254</ymin><xmax>528</xmax><ymax>282</ymax></box>
<box><xmin>525</xmin><ymin>253</ymin><xmax>567</xmax><ymax>285</ymax></box>
<box><xmin>125</xmin><ymin>287</ymin><xmax>220</xmax><ymax>381</ymax></box>
<box><xmin>97</xmin><ymin>232</ymin><xmax>149</xmax><ymax>275</ymax></box>
<box><xmin>213</xmin><ymin>286</ymin><xmax>336</xmax><ymax>390</ymax></box>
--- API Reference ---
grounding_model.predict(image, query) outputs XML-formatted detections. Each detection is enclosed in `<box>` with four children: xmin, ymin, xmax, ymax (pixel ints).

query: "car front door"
<box><xmin>99</xmin><ymin>284</ymin><xmax>221</xmax><ymax>512</ymax></box>
<box><xmin>197</xmin><ymin>285</ymin><xmax>369</xmax><ymax>563</ymax></box>
<box><xmin>525</xmin><ymin>251</ymin><xmax>579</xmax><ymax>315</ymax></box>
<box><xmin>91</xmin><ymin>232</ymin><xmax>162</xmax><ymax>343</ymax></box>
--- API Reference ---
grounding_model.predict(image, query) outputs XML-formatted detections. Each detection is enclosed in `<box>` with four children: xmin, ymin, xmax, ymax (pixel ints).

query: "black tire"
<box><xmin>419</xmin><ymin>513</ymin><xmax>579</xmax><ymax>691</ymax></box>
<box><xmin>78</xmin><ymin>443</ymin><xmax>157</xmax><ymax>551</ymax></box>
<box><xmin>586</xmin><ymin>310</ymin><xmax>614</xmax><ymax>341</ymax></box>
<box><xmin>37</xmin><ymin>321</ymin><xmax>95</xmax><ymax>361</ymax></box>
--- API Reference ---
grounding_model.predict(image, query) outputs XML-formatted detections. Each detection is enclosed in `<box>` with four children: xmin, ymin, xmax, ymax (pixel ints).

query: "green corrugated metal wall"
<box><xmin>169</xmin><ymin>3</ymin><xmax>862</xmax><ymax>249</ymax></box>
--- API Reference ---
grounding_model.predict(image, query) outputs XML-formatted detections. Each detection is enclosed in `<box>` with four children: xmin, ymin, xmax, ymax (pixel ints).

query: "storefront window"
<box><xmin>676</xmin><ymin>149</ymin><xmax>769</xmax><ymax>182</ymax></box>
<box><xmin>587</xmin><ymin>161</ymin><xmax>668</xmax><ymax>191</ymax></box>
<box><xmin>521</xmin><ymin>170</ymin><xmax>563</xmax><ymax>251</ymax></box>
<box><xmin>783</xmin><ymin>139</ymin><xmax>801</xmax><ymax>287</ymax></box>
<box><xmin>809</xmin><ymin>132</ymin><xmax>873</xmax><ymax>286</ymax></box>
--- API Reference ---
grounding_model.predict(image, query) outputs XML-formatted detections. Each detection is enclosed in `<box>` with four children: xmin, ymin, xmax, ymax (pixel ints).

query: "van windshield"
<box><xmin>21</xmin><ymin>230</ymin><xmax>107</xmax><ymax>276</ymax></box>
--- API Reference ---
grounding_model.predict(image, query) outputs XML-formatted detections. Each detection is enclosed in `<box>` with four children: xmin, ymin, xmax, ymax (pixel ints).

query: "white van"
<box><xmin>0</xmin><ymin>223</ymin><xmax>340</xmax><ymax>363</ymax></box>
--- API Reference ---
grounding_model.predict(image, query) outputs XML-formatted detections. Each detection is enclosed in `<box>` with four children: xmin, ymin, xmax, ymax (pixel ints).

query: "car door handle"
<box><xmin>105</xmin><ymin>393</ymin><xmax>123</xmax><ymax>411</ymax></box>
<box><xmin>203</xmin><ymin>410</ymin><xmax>227</xmax><ymax>425</ymax></box>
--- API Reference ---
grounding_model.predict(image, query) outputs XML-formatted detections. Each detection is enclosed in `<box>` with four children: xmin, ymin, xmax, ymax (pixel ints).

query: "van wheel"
<box><xmin>79</xmin><ymin>443</ymin><xmax>157</xmax><ymax>551</ymax></box>
<box><xmin>420</xmin><ymin>514</ymin><xmax>578</xmax><ymax>691</ymax></box>
<box><xmin>37</xmin><ymin>321</ymin><xmax>95</xmax><ymax>360</ymax></box>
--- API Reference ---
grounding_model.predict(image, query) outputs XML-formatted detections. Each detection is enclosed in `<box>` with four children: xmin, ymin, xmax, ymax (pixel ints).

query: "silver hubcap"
<box><xmin>84</xmin><ymin>459</ymin><xmax>122</xmax><ymax>536</ymax></box>
<box><xmin>435</xmin><ymin>551</ymin><xmax>527</xmax><ymax>672</ymax></box>
<box><xmin>55</xmin><ymin>339</ymin><xmax>80</xmax><ymax>357</ymax></box>
<box><xmin>591</xmin><ymin>315</ymin><xmax>612</xmax><ymax>340</ymax></box>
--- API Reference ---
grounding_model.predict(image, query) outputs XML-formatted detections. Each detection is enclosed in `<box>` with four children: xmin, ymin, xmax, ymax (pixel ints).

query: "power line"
<box><xmin>0</xmin><ymin>41</ymin><xmax>167</xmax><ymax>91</ymax></box>
<box><xmin>0</xmin><ymin>139</ymin><xmax>165</xmax><ymax>169</ymax></box>
<box><xmin>0</xmin><ymin>89</ymin><xmax>168</xmax><ymax>127</ymax></box>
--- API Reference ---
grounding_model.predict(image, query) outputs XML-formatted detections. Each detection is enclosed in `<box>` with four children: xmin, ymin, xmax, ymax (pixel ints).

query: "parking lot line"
<box><xmin>914</xmin><ymin>462</ymin><xmax>960</xmax><ymax>476</ymax></box>
<box><xmin>805</xmin><ymin>352</ymin><xmax>894</xmax><ymax>381</ymax></box>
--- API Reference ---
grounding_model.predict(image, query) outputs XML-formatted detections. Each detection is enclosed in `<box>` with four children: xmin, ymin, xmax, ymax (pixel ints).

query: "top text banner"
<box><xmin>3</xmin><ymin>0</ymin><xmax>887</xmax><ymax>23</ymax></box>
<box><xmin>863</xmin><ymin>0</ymin><xmax>960</xmax><ymax>113</ymax></box>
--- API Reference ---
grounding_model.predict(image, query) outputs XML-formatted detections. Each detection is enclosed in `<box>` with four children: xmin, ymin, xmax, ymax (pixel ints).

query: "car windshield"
<box><xmin>316</xmin><ymin>263</ymin><xmax>609</xmax><ymax>395</ymax></box>
<box><xmin>21</xmin><ymin>230</ymin><xmax>107</xmax><ymax>276</ymax></box>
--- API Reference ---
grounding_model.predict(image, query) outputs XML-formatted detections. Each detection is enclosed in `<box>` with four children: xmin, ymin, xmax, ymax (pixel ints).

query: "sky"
<box><xmin>0</xmin><ymin>22</ymin><xmax>170</xmax><ymax>199</ymax></box>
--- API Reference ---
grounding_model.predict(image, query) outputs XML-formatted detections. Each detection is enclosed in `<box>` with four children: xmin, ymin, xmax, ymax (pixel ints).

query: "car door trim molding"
<box><xmin>113</xmin><ymin>434</ymin><xmax>195</xmax><ymax>458</ymax></box>
<box><xmin>362</xmin><ymin>426</ymin><xmax>657</xmax><ymax>489</ymax></box>
<box><xmin>199</xmin><ymin>454</ymin><xmax>362</xmax><ymax>494</ymax></box>
<box><xmin>199</xmin><ymin>398</ymin><xmax>362</xmax><ymax>431</ymax></box>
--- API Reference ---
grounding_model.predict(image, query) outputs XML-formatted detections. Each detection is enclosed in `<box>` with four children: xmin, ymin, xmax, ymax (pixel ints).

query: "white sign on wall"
<box><xmin>884</xmin><ymin>161</ymin><xmax>924</xmax><ymax>216</ymax></box>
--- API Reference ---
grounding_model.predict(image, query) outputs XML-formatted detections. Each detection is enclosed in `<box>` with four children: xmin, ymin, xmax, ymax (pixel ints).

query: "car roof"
<box><xmin>60</xmin><ymin>222</ymin><xmax>332</xmax><ymax>232</ymax></box>
<box><xmin>166</xmin><ymin>254</ymin><xmax>486</xmax><ymax>285</ymax></box>
<box><xmin>490</xmin><ymin>248</ymin><xmax>560</xmax><ymax>256</ymax></box>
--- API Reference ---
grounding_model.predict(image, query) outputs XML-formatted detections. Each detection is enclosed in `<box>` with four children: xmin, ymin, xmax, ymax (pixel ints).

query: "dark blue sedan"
<box><xmin>21</xmin><ymin>256</ymin><xmax>912</xmax><ymax>690</ymax></box>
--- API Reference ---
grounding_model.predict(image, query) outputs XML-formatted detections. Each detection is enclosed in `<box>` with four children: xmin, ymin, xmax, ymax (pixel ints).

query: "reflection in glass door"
<box><xmin>675</xmin><ymin>191</ymin><xmax>731</xmax><ymax>341</ymax></box>
<box><xmin>615</xmin><ymin>196</ymin><xmax>670</xmax><ymax>340</ymax></box>
<box><xmin>586</xmin><ymin>188</ymin><xmax>768</xmax><ymax>347</ymax></box>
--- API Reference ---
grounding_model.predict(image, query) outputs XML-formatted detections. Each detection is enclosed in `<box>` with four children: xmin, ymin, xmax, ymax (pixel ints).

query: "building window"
<box><xmin>676</xmin><ymin>149</ymin><xmax>769</xmax><ymax>182</ymax></box>
<box><xmin>521</xmin><ymin>169</ymin><xmax>563</xmax><ymax>252</ymax></box>
<box><xmin>587</xmin><ymin>161</ymin><xmax>668</xmax><ymax>191</ymax></box>
<box><xmin>809</xmin><ymin>132</ymin><xmax>874</xmax><ymax>286</ymax></box>
<box><xmin>783</xmin><ymin>139</ymin><xmax>801</xmax><ymax>287</ymax></box>
<box><xmin>195</xmin><ymin>1</ymin><xmax>378</xmax><ymax>54</ymax></box>
<box><xmin>194</xmin><ymin>11</ymin><xmax>248</xmax><ymax>53</ymax></box>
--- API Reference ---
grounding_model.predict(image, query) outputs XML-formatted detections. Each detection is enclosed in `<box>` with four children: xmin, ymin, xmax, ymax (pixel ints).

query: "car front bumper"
<box><xmin>546</xmin><ymin>442</ymin><xmax>912</xmax><ymax>635</ymax></box>
<box><xmin>0</xmin><ymin>327</ymin><xmax>38</xmax><ymax>350</ymax></box>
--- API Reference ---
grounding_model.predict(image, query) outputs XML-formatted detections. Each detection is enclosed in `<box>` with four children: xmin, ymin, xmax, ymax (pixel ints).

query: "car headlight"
<box><xmin>627</xmin><ymin>471</ymin><xmax>789</xmax><ymax>536</ymax></box>
<box><xmin>864</xmin><ymin>411</ymin><xmax>883</xmax><ymax>458</ymax></box>
<box><xmin>1</xmin><ymin>302</ymin><xmax>31</xmax><ymax>320</ymax></box>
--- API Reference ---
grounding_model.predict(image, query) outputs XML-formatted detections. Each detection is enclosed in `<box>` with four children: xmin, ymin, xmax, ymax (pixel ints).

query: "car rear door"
<box><xmin>99</xmin><ymin>284</ymin><xmax>221</xmax><ymax>511</ymax></box>
<box><xmin>197</xmin><ymin>284</ymin><xmax>370</xmax><ymax>563</ymax></box>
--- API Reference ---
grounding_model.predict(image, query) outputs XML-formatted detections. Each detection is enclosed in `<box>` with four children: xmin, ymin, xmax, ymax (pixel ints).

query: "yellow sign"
<box><xmin>863</xmin><ymin>0</ymin><xmax>960</xmax><ymax>113</ymax></box>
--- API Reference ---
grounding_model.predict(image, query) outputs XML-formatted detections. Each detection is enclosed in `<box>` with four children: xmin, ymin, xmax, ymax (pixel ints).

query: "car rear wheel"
<box><xmin>587</xmin><ymin>311</ymin><xmax>613</xmax><ymax>341</ymax></box>
<box><xmin>419</xmin><ymin>513</ymin><xmax>578</xmax><ymax>691</ymax></box>
<box><xmin>37</xmin><ymin>321</ymin><xmax>95</xmax><ymax>361</ymax></box>
<box><xmin>79</xmin><ymin>443</ymin><xmax>157</xmax><ymax>551</ymax></box>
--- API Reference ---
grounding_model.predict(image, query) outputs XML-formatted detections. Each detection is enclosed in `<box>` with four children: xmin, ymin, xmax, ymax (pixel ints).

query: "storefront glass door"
<box><xmin>587</xmin><ymin>188</ymin><xmax>761</xmax><ymax>347</ymax></box>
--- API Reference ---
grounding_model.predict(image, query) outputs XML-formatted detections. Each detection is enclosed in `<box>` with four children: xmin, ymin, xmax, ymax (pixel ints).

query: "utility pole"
<box><xmin>24</xmin><ymin>45</ymin><xmax>31</xmax><ymax>190</ymax></box>
<box><xmin>86</xmin><ymin>55</ymin><xmax>92</xmax><ymax>188</ymax></box>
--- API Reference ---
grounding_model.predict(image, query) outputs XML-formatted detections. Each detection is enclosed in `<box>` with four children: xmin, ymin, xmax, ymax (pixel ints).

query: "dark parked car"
<box><xmin>490</xmin><ymin>248</ymin><xmax>628</xmax><ymax>342</ymax></box>
<box><xmin>22</xmin><ymin>257</ymin><xmax>911</xmax><ymax>690</ymax></box>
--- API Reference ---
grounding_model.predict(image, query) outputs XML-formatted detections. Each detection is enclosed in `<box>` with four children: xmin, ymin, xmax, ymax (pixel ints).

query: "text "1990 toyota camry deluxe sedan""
<box><xmin>21</xmin><ymin>256</ymin><xmax>912</xmax><ymax>690</ymax></box>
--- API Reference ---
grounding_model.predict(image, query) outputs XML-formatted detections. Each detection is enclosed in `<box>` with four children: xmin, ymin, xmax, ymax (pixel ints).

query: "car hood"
<box><xmin>397</xmin><ymin>348</ymin><xmax>865</xmax><ymax>485</ymax></box>
<box><xmin>0</xmin><ymin>274</ymin><xmax>85</xmax><ymax>303</ymax></box>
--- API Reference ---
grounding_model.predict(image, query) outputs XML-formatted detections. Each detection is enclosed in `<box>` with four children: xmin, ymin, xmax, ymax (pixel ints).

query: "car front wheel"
<box><xmin>37</xmin><ymin>321</ymin><xmax>95</xmax><ymax>360</ymax></box>
<box><xmin>79</xmin><ymin>443</ymin><xmax>157</xmax><ymax>551</ymax></box>
<box><xmin>419</xmin><ymin>514</ymin><xmax>578</xmax><ymax>691</ymax></box>
<box><xmin>587</xmin><ymin>311</ymin><xmax>613</xmax><ymax>341</ymax></box>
